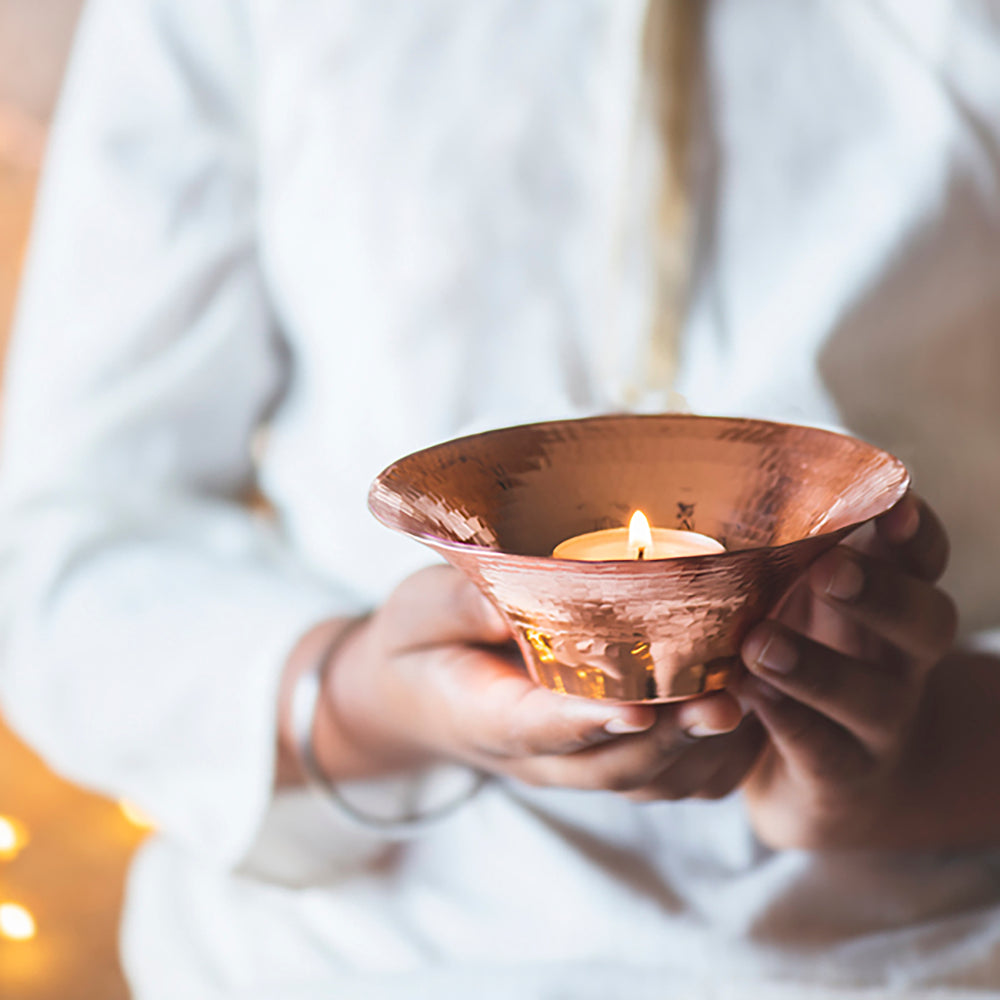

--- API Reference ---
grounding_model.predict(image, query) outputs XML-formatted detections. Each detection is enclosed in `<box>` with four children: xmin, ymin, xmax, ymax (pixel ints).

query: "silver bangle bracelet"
<box><xmin>289</xmin><ymin>621</ymin><xmax>488</xmax><ymax>837</ymax></box>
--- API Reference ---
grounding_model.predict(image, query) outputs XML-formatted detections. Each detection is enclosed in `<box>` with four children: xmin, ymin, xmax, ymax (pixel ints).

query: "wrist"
<box><xmin>278</xmin><ymin>613</ymin><xmax>439</xmax><ymax>789</ymax></box>
<box><xmin>284</xmin><ymin>614</ymin><xmax>489</xmax><ymax>834</ymax></box>
<box><xmin>321</xmin><ymin>617</ymin><xmax>442</xmax><ymax>778</ymax></box>
<box><xmin>276</xmin><ymin>616</ymin><xmax>370</xmax><ymax>787</ymax></box>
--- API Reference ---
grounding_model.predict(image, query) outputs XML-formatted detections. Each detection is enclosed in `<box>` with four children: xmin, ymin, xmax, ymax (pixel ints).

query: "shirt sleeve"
<box><xmin>0</xmin><ymin>0</ymin><xmax>365</xmax><ymax>869</ymax></box>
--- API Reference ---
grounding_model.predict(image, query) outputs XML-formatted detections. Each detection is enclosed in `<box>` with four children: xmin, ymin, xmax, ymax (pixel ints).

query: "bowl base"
<box><xmin>528</xmin><ymin>653</ymin><xmax>736</xmax><ymax>703</ymax></box>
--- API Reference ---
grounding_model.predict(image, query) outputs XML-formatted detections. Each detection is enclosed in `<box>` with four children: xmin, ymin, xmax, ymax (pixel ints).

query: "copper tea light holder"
<box><xmin>369</xmin><ymin>415</ymin><xmax>909</xmax><ymax>703</ymax></box>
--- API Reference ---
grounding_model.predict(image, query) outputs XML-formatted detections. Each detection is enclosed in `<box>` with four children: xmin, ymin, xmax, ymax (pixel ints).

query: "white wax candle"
<box><xmin>552</xmin><ymin>510</ymin><xmax>725</xmax><ymax>562</ymax></box>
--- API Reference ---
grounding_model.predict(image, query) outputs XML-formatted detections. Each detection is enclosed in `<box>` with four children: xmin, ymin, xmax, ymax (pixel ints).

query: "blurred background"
<box><xmin>0</xmin><ymin>3</ymin><xmax>145</xmax><ymax>998</ymax></box>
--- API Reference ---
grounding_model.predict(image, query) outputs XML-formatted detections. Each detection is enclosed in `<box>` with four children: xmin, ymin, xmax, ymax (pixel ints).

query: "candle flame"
<box><xmin>628</xmin><ymin>510</ymin><xmax>653</xmax><ymax>559</ymax></box>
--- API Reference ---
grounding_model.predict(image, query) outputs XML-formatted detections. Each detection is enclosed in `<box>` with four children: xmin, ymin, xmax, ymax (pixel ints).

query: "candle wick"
<box><xmin>636</xmin><ymin>546</ymin><xmax>645</xmax><ymax>561</ymax></box>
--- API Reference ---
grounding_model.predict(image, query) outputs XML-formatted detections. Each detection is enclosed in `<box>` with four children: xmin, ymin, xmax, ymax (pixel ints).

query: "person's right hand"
<box><xmin>306</xmin><ymin>565</ymin><xmax>765</xmax><ymax>802</ymax></box>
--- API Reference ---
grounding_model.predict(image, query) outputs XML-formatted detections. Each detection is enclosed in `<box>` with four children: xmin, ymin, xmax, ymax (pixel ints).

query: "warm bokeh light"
<box><xmin>0</xmin><ymin>902</ymin><xmax>37</xmax><ymax>942</ymax></box>
<box><xmin>0</xmin><ymin>814</ymin><xmax>30</xmax><ymax>860</ymax></box>
<box><xmin>118</xmin><ymin>800</ymin><xmax>155</xmax><ymax>830</ymax></box>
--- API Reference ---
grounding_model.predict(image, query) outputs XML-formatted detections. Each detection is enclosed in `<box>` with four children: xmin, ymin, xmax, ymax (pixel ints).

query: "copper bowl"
<box><xmin>368</xmin><ymin>415</ymin><xmax>909</xmax><ymax>702</ymax></box>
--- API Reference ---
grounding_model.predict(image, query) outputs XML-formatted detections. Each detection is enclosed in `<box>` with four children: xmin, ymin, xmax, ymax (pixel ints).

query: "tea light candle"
<box><xmin>553</xmin><ymin>510</ymin><xmax>725</xmax><ymax>562</ymax></box>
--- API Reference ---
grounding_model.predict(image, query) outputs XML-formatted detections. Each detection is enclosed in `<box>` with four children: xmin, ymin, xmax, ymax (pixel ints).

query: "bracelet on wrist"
<box><xmin>289</xmin><ymin>618</ymin><xmax>488</xmax><ymax>836</ymax></box>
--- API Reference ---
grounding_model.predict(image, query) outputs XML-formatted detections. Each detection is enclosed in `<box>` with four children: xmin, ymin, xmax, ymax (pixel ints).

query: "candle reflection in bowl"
<box><xmin>368</xmin><ymin>415</ymin><xmax>909</xmax><ymax>702</ymax></box>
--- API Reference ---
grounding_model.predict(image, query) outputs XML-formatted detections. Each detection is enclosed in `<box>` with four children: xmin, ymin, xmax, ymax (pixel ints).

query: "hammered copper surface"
<box><xmin>369</xmin><ymin>415</ymin><xmax>910</xmax><ymax>702</ymax></box>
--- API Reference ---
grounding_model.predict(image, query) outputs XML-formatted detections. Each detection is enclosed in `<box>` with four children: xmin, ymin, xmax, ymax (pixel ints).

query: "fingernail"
<box><xmin>882</xmin><ymin>499</ymin><xmax>920</xmax><ymax>545</ymax></box>
<box><xmin>755</xmin><ymin>632</ymin><xmax>797</xmax><ymax>675</ymax></box>
<box><xmin>685</xmin><ymin>722</ymin><xmax>732</xmax><ymax>738</ymax></box>
<box><xmin>824</xmin><ymin>557</ymin><xmax>865</xmax><ymax>602</ymax></box>
<box><xmin>604</xmin><ymin>717</ymin><xmax>652</xmax><ymax>735</ymax></box>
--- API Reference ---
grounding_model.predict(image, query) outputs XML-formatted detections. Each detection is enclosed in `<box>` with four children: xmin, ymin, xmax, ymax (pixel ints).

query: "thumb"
<box><xmin>435</xmin><ymin>645</ymin><xmax>657</xmax><ymax>758</ymax></box>
<box><xmin>674</xmin><ymin>689</ymin><xmax>744</xmax><ymax>738</ymax></box>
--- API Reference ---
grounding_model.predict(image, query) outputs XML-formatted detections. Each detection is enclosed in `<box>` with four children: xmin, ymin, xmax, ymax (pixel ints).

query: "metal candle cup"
<box><xmin>368</xmin><ymin>414</ymin><xmax>909</xmax><ymax>702</ymax></box>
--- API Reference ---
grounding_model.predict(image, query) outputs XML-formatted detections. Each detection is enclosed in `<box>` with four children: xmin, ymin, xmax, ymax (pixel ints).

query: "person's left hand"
<box><xmin>738</xmin><ymin>492</ymin><xmax>958</xmax><ymax>849</ymax></box>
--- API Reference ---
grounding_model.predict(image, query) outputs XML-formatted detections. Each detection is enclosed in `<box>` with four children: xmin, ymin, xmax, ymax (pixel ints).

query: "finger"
<box><xmin>674</xmin><ymin>687</ymin><xmax>744</xmax><ymax>738</ymax></box>
<box><xmin>808</xmin><ymin>547</ymin><xmax>958</xmax><ymax>662</ymax></box>
<box><xmin>875</xmin><ymin>492</ymin><xmax>950</xmax><ymax>583</ymax></box>
<box><xmin>739</xmin><ymin>675</ymin><xmax>873</xmax><ymax>783</ymax></box>
<box><xmin>741</xmin><ymin>621</ymin><xmax>914</xmax><ymax>753</ymax></box>
<box><xmin>516</xmin><ymin>699</ymin><xmax>748</xmax><ymax>795</ymax></box>
<box><xmin>513</xmin><ymin>707</ymin><xmax>697</xmax><ymax>792</ymax></box>
<box><xmin>430</xmin><ymin>645</ymin><xmax>657</xmax><ymax>759</ymax></box>
<box><xmin>770</xmin><ymin>575</ymin><xmax>872</xmax><ymax>660</ymax></box>
<box><xmin>693</xmin><ymin>718</ymin><xmax>766</xmax><ymax>799</ymax></box>
<box><xmin>629</xmin><ymin>716</ymin><xmax>767</xmax><ymax>802</ymax></box>
<box><xmin>383</xmin><ymin>565</ymin><xmax>512</xmax><ymax>649</ymax></box>
<box><xmin>769</xmin><ymin>576</ymin><xmax>812</xmax><ymax>630</ymax></box>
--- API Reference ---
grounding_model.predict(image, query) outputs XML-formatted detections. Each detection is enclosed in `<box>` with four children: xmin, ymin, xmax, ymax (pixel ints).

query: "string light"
<box><xmin>0</xmin><ymin>902</ymin><xmax>37</xmax><ymax>942</ymax></box>
<box><xmin>0</xmin><ymin>814</ymin><xmax>37</xmax><ymax>942</ymax></box>
<box><xmin>0</xmin><ymin>814</ymin><xmax>29</xmax><ymax>860</ymax></box>
<box><xmin>118</xmin><ymin>800</ymin><xmax>155</xmax><ymax>830</ymax></box>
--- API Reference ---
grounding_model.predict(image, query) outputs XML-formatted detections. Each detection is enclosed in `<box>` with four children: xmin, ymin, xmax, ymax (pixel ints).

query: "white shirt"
<box><xmin>3</xmin><ymin>1</ymin><xmax>1000</xmax><ymax>997</ymax></box>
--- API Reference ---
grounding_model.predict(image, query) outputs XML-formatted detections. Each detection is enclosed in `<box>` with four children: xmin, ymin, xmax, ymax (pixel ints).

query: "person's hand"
<box><xmin>738</xmin><ymin>492</ymin><xmax>958</xmax><ymax>849</ymax></box>
<box><xmin>303</xmin><ymin>565</ymin><xmax>764</xmax><ymax>801</ymax></box>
